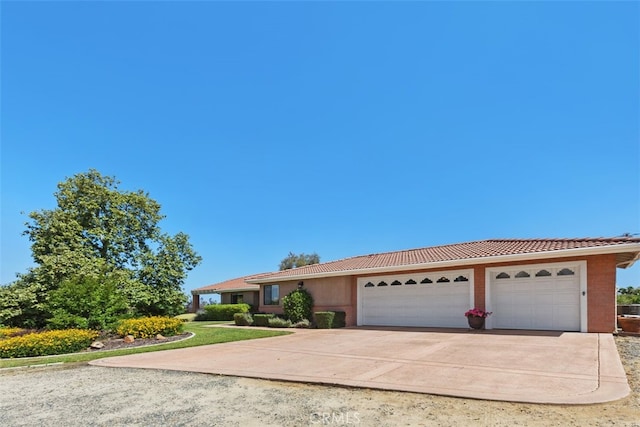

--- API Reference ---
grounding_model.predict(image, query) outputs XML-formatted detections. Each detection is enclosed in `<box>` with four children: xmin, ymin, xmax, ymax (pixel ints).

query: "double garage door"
<box><xmin>358</xmin><ymin>262</ymin><xmax>583</xmax><ymax>331</ymax></box>
<box><xmin>358</xmin><ymin>270</ymin><xmax>473</xmax><ymax>328</ymax></box>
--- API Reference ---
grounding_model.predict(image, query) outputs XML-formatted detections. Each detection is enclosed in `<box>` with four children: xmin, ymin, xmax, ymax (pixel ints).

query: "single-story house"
<box><xmin>191</xmin><ymin>274</ymin><xmax>264</xmax><ymax>312</ymax></box>
<box><xmin>242</xmin><ymin>237</ymin><xmax>640</xmax><ymax>333</ymax></box>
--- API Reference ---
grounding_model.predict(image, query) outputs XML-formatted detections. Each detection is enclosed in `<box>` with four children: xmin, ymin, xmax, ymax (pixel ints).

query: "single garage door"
<box><xmin>489</xmin><ymin>263</ymin><xmax>582</xmax><ymax>331</ymax></box>
<box><xmin>358</xmin><ymin>270</ymin><xmax>473</xmax><ymax>328</ymax></box>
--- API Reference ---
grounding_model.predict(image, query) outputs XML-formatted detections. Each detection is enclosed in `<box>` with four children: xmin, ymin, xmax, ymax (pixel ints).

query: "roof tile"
<box><xmin>249</xmin><ymin>237</ymin><xmax>640</xmax><ymax>282</ymax></box>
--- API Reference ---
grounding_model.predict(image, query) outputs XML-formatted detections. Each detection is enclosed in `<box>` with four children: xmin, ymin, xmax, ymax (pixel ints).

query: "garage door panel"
<box><xmin>490</xmin><ymin>264</ymin><xmax>581</xmax><ymax>331</ymax></box>
<box><xmin>359</xmin><ymin>271</ymin><xmax>472</xmax><ymax>328</ymax></box>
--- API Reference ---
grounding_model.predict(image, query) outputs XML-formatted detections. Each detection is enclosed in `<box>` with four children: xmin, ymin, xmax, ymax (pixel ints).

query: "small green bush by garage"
<box><xmin>331</xmin><ymin>311</ymin><xmax>346</xmax><ymax>328</ymax></box>
<box><xmin>234</xmin><ymin>312</ymin><xmax>253</xmax><ymax>326</ymax></box>
<box><xmin>314</xmin><ymin>311</ymin><xmax>335</xmax><ymax>329</ymax></box>
<box><xmin>313</xmin><ymin>311</ymin><xmax>346</xmax><ymax>329</ymax></box>
<box><xmin>195</xmin><ymin>304</ymin><xmax>250</xmax><ymax>321</ymax></box>
<box><xmin>282</xmin><ymin>288</ymin><xmax>313</xmax><ymax>323</ymax></box>
<box><xmin>268</xmin><ymin>317</ymin><xmax>292</xmax><ymax>328</ymax></box>
<box><xmin>252</xmin><ymin>314</ymin><xmax>274</xmax><ymax>327</ymax></box>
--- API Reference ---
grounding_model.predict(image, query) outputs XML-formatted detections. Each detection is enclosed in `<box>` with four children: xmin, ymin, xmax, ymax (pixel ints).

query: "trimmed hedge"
<box><xmin>253</xmin><ymin>314</ymin><xmax>274</xmax><ymax>327</ymax></box>
<box><xmin>0</xmin><ymin>329</ymin><xmax>98</xmax><ymax>358</ymax></box>
<box><xmin>314</xmin><ymin>312</ymin><xmax>335</xmax><ymax>329</ymax></box>
<box><xmin>195</xmin><ymin>304</ymin><xmax>250</xmax><ymax>321</ymax></box>
<box><xmin>268</xmin><ymin>317</ymin><xmax>292</xmax><ymax>328</ymax></box>
<box><xmin>331</xmin><ymin>311</ymin><xmax>346</xmax><ymax>328</ymax></box>
<box><xmin>234</xmin><ymin>313</ymin><xmax>253</xmax><ymax>326</ymax></box>
<box><xmin>115</xmin><ymin>316</ymin><xmax>184</xmax><ymax>339</ymax></box>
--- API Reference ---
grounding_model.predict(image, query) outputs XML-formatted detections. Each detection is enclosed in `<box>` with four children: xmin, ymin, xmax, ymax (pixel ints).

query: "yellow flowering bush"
<box><xmin>115</xmin><ymin>316</ymin><xmax>184</xmax><ymax>339</ymax></box>
<box><xmin>0</xmin><ymin>327</ymin><xmax>25</xmax><ymax>339</ymax></box>
<box><xmin>0</xmin><ymin>329</ymin><xmax>98</xmax><ymax>358</ymax></box>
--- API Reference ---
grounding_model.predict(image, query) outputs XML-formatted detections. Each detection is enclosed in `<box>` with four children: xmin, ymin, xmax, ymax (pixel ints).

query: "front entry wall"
<box><xmin>357</xmin><ymin>270</ymin><xmax>474</xmax><ymax>328</ymax></box>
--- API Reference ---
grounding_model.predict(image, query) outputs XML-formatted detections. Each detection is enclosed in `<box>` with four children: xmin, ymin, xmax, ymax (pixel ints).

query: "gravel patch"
<box><xmin>1</xmin><ymin>336</ymin><xmax>639</xmax><ymax>426</ymax></box>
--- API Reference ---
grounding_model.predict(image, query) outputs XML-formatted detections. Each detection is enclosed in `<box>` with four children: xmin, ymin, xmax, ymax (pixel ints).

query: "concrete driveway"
<box><xmin>90</xmin><ymin>327</ymin><xmax>629</xmax><ymax>404</ymax></box>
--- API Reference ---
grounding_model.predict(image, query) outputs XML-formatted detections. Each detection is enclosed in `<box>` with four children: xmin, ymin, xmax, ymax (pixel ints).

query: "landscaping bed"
<box><xmin>85</xmin><ymin>332</ymin><xmax>192</xmax><ymax>352</ymax></box>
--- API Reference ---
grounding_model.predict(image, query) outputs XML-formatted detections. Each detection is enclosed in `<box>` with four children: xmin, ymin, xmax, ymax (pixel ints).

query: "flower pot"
<box><xmin>467</xmin><ymin>315</ymin><xmax>485</xmax><ymax>330</ymax></box>
<box><xmin>618</xmin><ymin>316</ymin><xmax>640</xmax><ymax>333</ymax></box>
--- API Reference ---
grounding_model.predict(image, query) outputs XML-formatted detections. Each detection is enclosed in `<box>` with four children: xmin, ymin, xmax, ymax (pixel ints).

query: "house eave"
<box><xmin>192</xmin><ymin>287</ymin><xmax>259</xmax><ymax>295</ymax></box>
<box><xmin>246</xmin><ymin>243</ymin><xmax>640</xmax><ymax>284</ymax></box>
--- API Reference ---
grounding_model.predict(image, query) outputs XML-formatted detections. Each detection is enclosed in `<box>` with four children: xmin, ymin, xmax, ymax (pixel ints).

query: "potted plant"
<box><xmin>617</xmin><ymin>315</ymin><xmax>640</xmax><ymax>333</ymax></box>
<box><xmin>465</xmin><ymin>308</ymin><xmax>492</xmax><ymax>330</ymax></box>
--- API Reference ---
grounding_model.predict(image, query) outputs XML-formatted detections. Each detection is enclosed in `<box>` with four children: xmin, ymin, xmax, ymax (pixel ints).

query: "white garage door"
<box><xmin>358</xmin><ymin>270</ymin><xmax>473</xmax><ymax>328</ymax></box>
<box><xmin>488</xmin><ymin>263</ymin><xmax>582</xmax><ymax>331</ymax></box>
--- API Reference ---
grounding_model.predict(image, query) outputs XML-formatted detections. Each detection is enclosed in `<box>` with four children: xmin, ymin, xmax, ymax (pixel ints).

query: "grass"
<box><xmin>0</xmin><ymin>322</ymin><xmax>290</xmax><ymax>369</ymax></box>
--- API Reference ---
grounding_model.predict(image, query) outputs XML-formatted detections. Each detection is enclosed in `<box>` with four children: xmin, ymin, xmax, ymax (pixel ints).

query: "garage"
<box><xmin>487</xmin><ymin>262</ymin><xmax>585</xmax><ymax>332</ymax></box>
<box><xmin>357</xmin><ymin>270</ymin><xmax>473</xmax><ymax>327</ymax></box>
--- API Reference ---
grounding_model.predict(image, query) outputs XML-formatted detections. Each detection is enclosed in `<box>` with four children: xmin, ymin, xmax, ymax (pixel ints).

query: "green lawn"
<box><xmin>0</xmin><ymin>322</ymin><xmax>290</xmax><ymax>369</ymax></box>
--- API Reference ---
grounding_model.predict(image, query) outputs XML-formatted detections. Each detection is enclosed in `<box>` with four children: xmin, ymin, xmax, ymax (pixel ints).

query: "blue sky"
<box><xmin>2</xmin><ymin>1</ymin><xmax>639</xmax><ymax>296</ymax></box>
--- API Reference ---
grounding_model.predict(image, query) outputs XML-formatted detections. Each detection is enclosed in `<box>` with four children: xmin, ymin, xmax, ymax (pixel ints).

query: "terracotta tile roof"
<box><xmin>192</xmin><ymin>273</ymin><xmax>267</xmax><ymax>294</ymax></box>
<box><xmin>248</xmin><ymin>237</ymin><xmax>640</xmax><ymax>283</ymax></box>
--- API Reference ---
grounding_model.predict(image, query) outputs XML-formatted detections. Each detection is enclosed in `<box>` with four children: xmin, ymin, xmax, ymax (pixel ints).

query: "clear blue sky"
<box><xmin>2</xmin><ymin>1</ymin><xmax>639</xmax><ymax>296</ymax></box>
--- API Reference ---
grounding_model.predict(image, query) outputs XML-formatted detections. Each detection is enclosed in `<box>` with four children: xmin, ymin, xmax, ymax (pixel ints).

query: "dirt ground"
<box><xmin>0</xmin><ymin>336</ymin><xmax>638</xmax><ymax>427</ymax></box>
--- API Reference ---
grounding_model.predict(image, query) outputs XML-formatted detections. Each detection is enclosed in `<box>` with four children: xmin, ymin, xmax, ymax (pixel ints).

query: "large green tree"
<box><xmin>0</xmin><ymin>170</ymin><xmax>201</xmax><ymax>327</ymax></box>
<box><xmin>279</xmin><ymin>252</ymin><xmax>320</xmax><ymax>271</ymax></box>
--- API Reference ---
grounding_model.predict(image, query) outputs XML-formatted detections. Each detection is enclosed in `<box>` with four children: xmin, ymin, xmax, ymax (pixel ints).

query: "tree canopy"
<box><xmin>0</xmin><ymin>169</ymin><xmax>201</xmax><ymax>327</ymax></box>
<box><xmin>279</xmin><ymin>252</ymin><xmax>320</xmax><ymax>271</ymax></box>
<box><xmin>618</xmin><ymin>286</ymin><xmax>640</xmax><ymax>304</ymax></box>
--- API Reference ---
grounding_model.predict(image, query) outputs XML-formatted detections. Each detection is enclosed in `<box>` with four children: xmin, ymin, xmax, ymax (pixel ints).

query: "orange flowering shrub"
<box><xmin>115</xmin><ymin>316</ymin><xmax>183</xmax><ymax>339</ymax></box>
<box><xmin>0</xmin><ymin>329</ymin><xmax>98</xmax><ymax>358</ymax></box>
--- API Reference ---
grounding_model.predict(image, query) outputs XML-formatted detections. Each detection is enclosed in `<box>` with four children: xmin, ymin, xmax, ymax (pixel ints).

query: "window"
<box><xmin>515</xmin><ymin>271</ymin><xmax>530</xmax><ymax>278</ymax></box>
<box><xmin>557</xmin><ymin>268</ymin><xmax>575</xmax><ymax>276</ymax></box>
<box><xmin>496</xmin><ymin>272</ymin><xmax>510</xmax><ymax>279</ymax></box>
<box><xmin>405</xmin><ymin>279</ymin><xmax>417</xmax><ymax>285</ymax></box>
<box><xmin>391</xmin><ymin>280</ymin><xmax>402</xmax><ymax>286</ymax></box>
<box><xmin>377</xmin><ymin>281</ymin><xmax>388</xmax><ymax>287</ymax></box>
<box><xmin>364</xmin><ymin>282</ymin><xmax>375</xmax><ymax>288</ymax></box>
<box><xmin>263</xmin><ymin>284</ymin><xmax>280</xmax><ymax>305</ymax></box>
<box><xmin>454</xmin><ymin>275</ymin><xmax>468</xmax><ymax>282</ymax></box>
<box><xmin>231</xmin><ymin>294</ymin><xmax>244</xmax><ymax>304</ymax></box>
<box><xmin>436</xmin><ymin>277</ymin><xmax>450</xmax><ymax>283</ymax></box>
<box><xmin>420</xmin><ymin>278</ymin><xmax>433</xmax><ymax>284</ymax></box>
<box><xmin>535</xmin><ymin>269</ymin><xmax>552</xmax><ymax>277</ymax></box>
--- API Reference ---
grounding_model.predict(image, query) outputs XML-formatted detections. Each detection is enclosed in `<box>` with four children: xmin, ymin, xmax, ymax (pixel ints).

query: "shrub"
<box><xmin>292</xmin><ymin>319</ymin><xmax>311</xmax><ymax>328</ymax></box>
<box><xmin>253</xmin><ymin>314</ymin><xmax>274</xmax><ymax>327</ymax></box>
<box><xmin>45</xmin><ymin>275</ymin><xmax>130</xmax><ymax>331</ymax></box>
<box><xmin>314</xmin><ymin>312</ymin><xmax>335</xmax><ymax>329</ymax></box>
<box><xmin>0</xmin><ymin>327</ymin><xmax>25</xmax><ymax>339</ymax></box>
<box><xmin>195</xmin><ymin>304</ymin><xmax>250</xmax><ymax>321</ymax></box>
<box><xmin>0</xmin><ymin>329</ymin><xmax>98</xmax><ymax>358</ymax></box>
<box><xmin>282</xmin><ymin>289</ymin><xmax>313</xmax><ymax>323</ymax></box>
<box><xmin>268</xmin><ymin>317</ymin><xmax>292</xmax><ymax>328</ymax></box>
<box><xmin>331</xmin><ymin>311</ymin><xmax>346</xmax><ymax>328</ymax></box>
<box><xmin>115</xmin><ymin>316</ymin><xmax>184</xmax><ymax>339</ymax></box>
<box><xmin>234</xmin><ymin>312</ymin><xmax>253</xmax><ymax>326</ymax></box>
